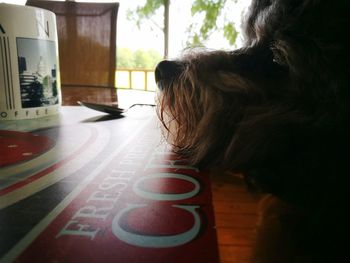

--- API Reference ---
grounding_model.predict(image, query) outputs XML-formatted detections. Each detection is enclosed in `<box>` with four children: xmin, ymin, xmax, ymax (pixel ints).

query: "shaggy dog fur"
<box><xmin>155</xmin><ymin>0</ymin><xmax>350</xmax><ymax>262</ymax></box>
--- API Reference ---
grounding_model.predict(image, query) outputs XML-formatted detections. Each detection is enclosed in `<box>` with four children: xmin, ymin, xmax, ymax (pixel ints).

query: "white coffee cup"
<box><xmin>0</xmin><ymin>3</ymin><xmax>61</xmax><ymax>120</ymax></box>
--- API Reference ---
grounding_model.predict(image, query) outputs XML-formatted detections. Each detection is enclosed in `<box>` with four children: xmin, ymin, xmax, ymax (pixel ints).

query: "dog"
<box><xmin>155</xmin><ymin>0</ymin><xmax>350</xmax><ymax>262</ymax></box>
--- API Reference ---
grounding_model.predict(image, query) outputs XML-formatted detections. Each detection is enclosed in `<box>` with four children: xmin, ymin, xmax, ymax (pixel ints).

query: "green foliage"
<box><xmin>135</xmin><ymin>0</ymin><xmax>164</xmax><ymax>19</ymax></box>
<box><xmin>188</xmin><ymin>0</ymin><xmax>238</xmax><ymax>46</ymax></box>
<box><xmin>129</xmin><ymin>0</ymin><xmax>240</xmax><ymax>48</ymax></box>
<box><xmin>223</xmin><ymin>23</ymin><xmax>238</xmax><ymax>46</ymax></box>
<box><xmin>117</xmin><ymin>48</ymin><xmax>134</xmax><ymax>68</ymax></box>
<box><xmin>127</xmin><ymin>0</ymin><xmax>164</xmax><ymax>30</ymax></box>
<box><xmin>117</xmin><ymin>48</ymin><xmax>162</xmax><ymax>69</ymax></box>
<box><xmin>189</xmin><ymin>0</ymin><xmax>225</xmax><ymax>45</ymax></box>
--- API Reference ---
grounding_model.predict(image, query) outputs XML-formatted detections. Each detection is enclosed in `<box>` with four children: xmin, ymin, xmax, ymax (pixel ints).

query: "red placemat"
<box><xmin>2</xmin><ymin>114</ymin><xmax>219</xmax><ymax>263</ymax></box>
<box><xmin>0</xmin><ymin>130</ymin><xmax>54</xmax><ymax>167</ymax></box>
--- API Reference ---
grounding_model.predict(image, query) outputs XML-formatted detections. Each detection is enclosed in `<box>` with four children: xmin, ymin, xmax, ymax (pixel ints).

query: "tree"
<box><xmin>117</xmin><ymin>48</ymin><xmax>134</xmax><ymax>68</ymax></box>
<box><xmin>127</xmin><ymin>0</ymin><xmax>169</xmax><ymax>58</ymax></box>
<box><xmin>117</xmin><ymin>48</ymin><xmax>162</xmax><ymax>69</ymax></box>
<box><xmin>133</xmin><ymin>49</ymin><xmax>153</xmax><ymax>68</ymax></box>
<box><xmin>128</xmin><ymin>0</ymin><xmax>240</xmax><ymax>55</ymax></box>
<box><xmin>188</xmin><ymin>0</ymin><xmax>239</xmax><ymax>46</ymax></box>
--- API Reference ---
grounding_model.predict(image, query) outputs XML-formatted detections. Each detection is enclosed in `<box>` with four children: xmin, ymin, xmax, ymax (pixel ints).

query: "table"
<box><xmin>0</xmin><ymin>106</ymin><xmax>219</xmax><ymax>263</ymax></box>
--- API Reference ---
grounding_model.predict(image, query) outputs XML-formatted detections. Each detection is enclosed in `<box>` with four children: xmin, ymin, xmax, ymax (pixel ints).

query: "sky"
<box><xmin>3</xmin><ymin>0</ymin><xmax>250</xmax><ymax>58</ymax></box>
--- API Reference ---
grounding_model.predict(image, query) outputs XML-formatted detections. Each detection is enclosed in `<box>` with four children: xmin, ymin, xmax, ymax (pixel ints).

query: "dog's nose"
<box><xmin>155</xmin><ymin>60</ymin><xmax>182</xmax><ymax>89</ymax></box>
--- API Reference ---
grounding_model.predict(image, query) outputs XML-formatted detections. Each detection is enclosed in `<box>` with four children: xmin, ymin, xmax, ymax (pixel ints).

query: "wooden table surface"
<box><xmin>0</xmin><ymin>106</ymin><xmax>219</xmax><ymax>263</ymax></box>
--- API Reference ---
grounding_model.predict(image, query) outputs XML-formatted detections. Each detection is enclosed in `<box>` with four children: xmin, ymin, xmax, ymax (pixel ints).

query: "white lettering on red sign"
<box><xmin>56</xmin><ymin>135</ymin><xmax>204</xmax><ymax>247</ymax></box>
<box><xmin>112</xmin><ymin>204</ymin><xmax>201</xmax><ymax>248</ymax></box>
<box><xmin>133</xmin><ymin>172</ymin><xmax>200</xmax><ymax>201</ymax></box>
<box><xmin>56</xmin><ymin>220</ymin><xmax>100</xmax><ymax>240</ymax></box>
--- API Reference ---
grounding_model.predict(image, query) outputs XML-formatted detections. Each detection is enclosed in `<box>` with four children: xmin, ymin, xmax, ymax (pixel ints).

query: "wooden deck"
<box><xmin>211</xmin><ymin>171</ymin><xmax>262</xmax><ymax>263</ymax></box>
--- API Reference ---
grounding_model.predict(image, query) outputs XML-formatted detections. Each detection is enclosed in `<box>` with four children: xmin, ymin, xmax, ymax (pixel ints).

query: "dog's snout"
<box><xmin>155</xmin><ymin>60</ymin><xmax>183</xmax><ymax>89</ymax></box>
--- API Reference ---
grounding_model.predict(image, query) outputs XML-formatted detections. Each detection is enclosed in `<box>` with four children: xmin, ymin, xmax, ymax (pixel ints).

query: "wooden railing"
<box><xmin>115</xmin><ymin>68</ymin><xmax>157</xmax><ymax>91</ymax></box>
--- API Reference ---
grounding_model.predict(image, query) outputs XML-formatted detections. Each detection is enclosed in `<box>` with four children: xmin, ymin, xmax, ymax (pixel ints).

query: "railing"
<box><xmin>115</xmin><ymin>68</ymin><xmax>157</xmax><ymax>92</ymax></box>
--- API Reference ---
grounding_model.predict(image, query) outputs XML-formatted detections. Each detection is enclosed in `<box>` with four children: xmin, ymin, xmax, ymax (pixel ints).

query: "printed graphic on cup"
<box><xmin>17</xmin><ymin>38</ymin><xmax>59</xmax><ymax>108</ymax></box>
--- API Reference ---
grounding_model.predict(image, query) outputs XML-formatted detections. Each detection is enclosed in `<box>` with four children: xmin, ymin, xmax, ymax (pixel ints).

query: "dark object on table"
<box><xmin>78</xmin><ymin>101</ymin><xmax>155</xmax><ymax>116</ymax></box>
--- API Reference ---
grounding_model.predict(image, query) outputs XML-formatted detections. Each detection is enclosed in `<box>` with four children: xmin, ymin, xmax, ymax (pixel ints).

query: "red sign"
<box><xmin>6</xmin><ymin>122</ymin><xmax>219</xmax><ymax>263</ymax></box>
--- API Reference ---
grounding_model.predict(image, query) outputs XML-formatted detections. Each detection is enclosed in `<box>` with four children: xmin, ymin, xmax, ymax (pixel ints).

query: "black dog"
<box><xmin>155</xmin><ymin>0</ymin><xmax>350</xmax><ymax>262</ymax></box>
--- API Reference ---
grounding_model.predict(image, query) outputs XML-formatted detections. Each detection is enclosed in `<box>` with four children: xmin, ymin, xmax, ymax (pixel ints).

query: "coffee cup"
<box><xmin>0</xmin><ymin>3</ymin><xmax>61</xmax><ymax>120</ymax></box>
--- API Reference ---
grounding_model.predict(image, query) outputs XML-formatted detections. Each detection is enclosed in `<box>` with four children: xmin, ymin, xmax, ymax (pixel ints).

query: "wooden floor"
<box><xmin>211</xmin><ymin>171</ymin><xmax>262</xmax><ymax>263</ymax></box>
